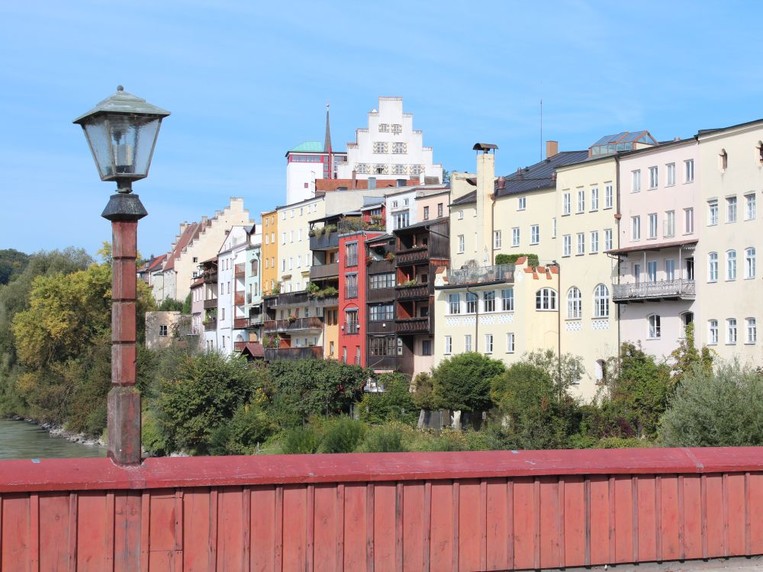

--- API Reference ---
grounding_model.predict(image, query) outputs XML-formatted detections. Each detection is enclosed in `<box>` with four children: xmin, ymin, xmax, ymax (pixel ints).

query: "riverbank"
<box><xmin>0</xmin><ymin>417</ymin><xmax>106</xmax><ymax>459</ymax></box>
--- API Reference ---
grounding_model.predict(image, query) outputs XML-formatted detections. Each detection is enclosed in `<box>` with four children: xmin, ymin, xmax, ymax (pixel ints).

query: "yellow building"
<box><xmin>261</xmin><ymin>209</ymin><xmax>278</xmax><ymax>295</ymax></box>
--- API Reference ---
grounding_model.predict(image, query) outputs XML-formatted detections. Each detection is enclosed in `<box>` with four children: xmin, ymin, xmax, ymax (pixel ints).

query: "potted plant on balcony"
<box><xmin>384</xmin><ymin>251</ymin><xmax>395</xmax><ymax>262</ymax></box>
<box><xmin>288</xmin><ymin>313</ymin><xmax>297</xmax><ymax>323</ymax></box>
<box><xmin>401</xmin><ymin>278</ymin><xmax>419</xmax><ymax>287</ymax></box>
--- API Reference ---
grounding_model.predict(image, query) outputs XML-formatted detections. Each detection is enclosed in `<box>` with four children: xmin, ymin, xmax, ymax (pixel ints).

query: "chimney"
<box><xmin>546</xmin><ymin>140</ymin><xmax>559</xmax><ymax>159</ymax></box>
<box><xmin>351</xmin><ymin>169</ymin><xmax>357</xmax><ymax>190</ymax></box>
<box><xmin>473</xmin><ymin>143</ymin><xmax>498</xmax><ymax>258</ymax></box>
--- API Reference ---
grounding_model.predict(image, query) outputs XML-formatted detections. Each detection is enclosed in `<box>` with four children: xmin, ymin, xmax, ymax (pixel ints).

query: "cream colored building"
<box><xmin>694</xmin><ymin>120</ymin><xmax>763</xmax><ymax>363</ymax></box>
<box><xmin>152</xmin><ymin>197</ymin><xmax>253</xmax><ymax>304</ymax></box>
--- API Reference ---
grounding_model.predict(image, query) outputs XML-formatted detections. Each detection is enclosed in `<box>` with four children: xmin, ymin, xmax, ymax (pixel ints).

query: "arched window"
<box><xmin>567</xmin><ymin>287</ymin><xmax>582</xmax><ymax>319</ymax></box>
<box><xmin>535</xmin><ymin>288</ymin><xmax>557</xmax><ymax>311</ymax></box>
<box><xmin>708</xmin><ymin>252</ymin><xmax>718</xmax><ymax>282</ymax></box>
<box><xmin>726</xmin><ymin>249</ymin><xmax>737</xmax><ymax>280</ymax></box>
<box><xmin>593</xmin><ymin>284</ymin><xmax>609</xmax><ymax>318</ymax></box>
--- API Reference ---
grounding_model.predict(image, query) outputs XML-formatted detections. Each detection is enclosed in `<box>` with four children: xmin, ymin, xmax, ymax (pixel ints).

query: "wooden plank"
<box><xmin>589</xmin><ymin>476</ymin><xmax>609</xmax><ymax>565</ymax></box>
<box><xmin>659</xmin><ymin>475</ymin><xmax>681</xmax><ymax>561</ymax></box>
<box><xmin>372</xmin><ymin>483</ymin><xmax>396</xmax><ymax>572</ymax></box>
<box><xmin>312</xmin><ymin>484</ymin><xmax>339</xmax><ymax>572</ymax></box>
<box><xmin>250</xmin><ymin>486</ymin><xmax>276</xmax><ymax>572</ymax></box>
<box><xmin>401</xmin><ymin>482</ymin><xmax>425</xmax><ymax>572</ymax></box>
<box><xmin>483</xmin><ymin>479</ymin><xmax>509</xmax><ymax>571</ymax></box>
<box><xmin>181</xmin><ymin>488</ymin><xmax>212</xmax><ymax>572</ymax></box>
<box><xmin>726</xmin><ymin>473</ymin><xmax>746</xmax><ymax>556</ymax></box>
<box><xmin>428</xmin><ymin>481</ymin><xmax>453</xmax><ymax>571</ymax></box>
<box><xmin>112</xmin><ymin>491</ymin><xmax>141</xmax><ymax>572</ymax></box>
<box><xmin>704</xmin><ymin>475</ymin><xmax>725</xmax><ymax>557</ymax></box>
<box><xmin>538</xmin><ymin>476</ymin><xmax>562</xmax><ymax>569</ymax></box>
<box><xmin>612</xmin><ymin>476</ymin><xmax>634</xmax><ymax>563</ymax></box>
<box><xmin>281</xmin><ymin>486</ymin><xmax>306</xmax><ymax>572</ymax></box>
<box><xmin>562</xmin><ymin>476</ymin><xmax>585</xmax><ymax>566</ymax></box>
<box><xmin>76</xmin><ymin>492</ymin><xmax>107</xmax><ymax>572</ymax></box>
<box><xmin>216</xmin><ymin>487</ymin><xmax>245</xmax><ymax>571</ymax></box>
<box><xmin>457</xmin><ymin>479</ymin><xmax>482</xmax><ymax>572</ymax></box>
<box><xmin>512</xmin><ymin>477</ymin><xmax>535</xmax><ymax>570</ymax></box>
<box><xmin>748</xmin><ymin>473</ymin><xmax>763</xmax><ymax>554</ymax></box>
<box><xmin>636</xmin><ymin>476</ymin><xmax>656</xmax><ymax>562</ymax></box>
<box><xmin>2</xmin><ymin>495</ymin><xmax>30</xmax><ymax>571</ymax></box>
<box><xmin>343</xmin><ymin>483</ymin><xmax>367</xmax><ymax>571</ymax></box>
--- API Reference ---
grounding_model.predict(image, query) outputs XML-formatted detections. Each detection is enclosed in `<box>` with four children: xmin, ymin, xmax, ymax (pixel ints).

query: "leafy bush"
<box><xmin>659</xmin><ymin>361</ymin><xmax>763</xmax><ymax>447</ymax></box>
<box><xmin>209</xmin><ymin>403</ymin><xmax>276</xmax><ymax>455</ymax></box>
<box><xmin>358</xmin><ymin>372</ymin><xmax>416</xmax><ymax>425</ymax></box>
<box><xmin>319</xmin><ymin>417</ymin><xmax>365</xmax><ymax>453</ymax></box>
<box><xmin>361</xmin><ymin>424</ymin><xmax>408</xmax><ymax>452</ymax></box>
<box><xmin>280</xmin><ymin>425</ymin><xmax>322</xmax><ymax>454</ymax></box>
<box><xmin>432</xmin><ymin>352</ymin><xmax>505</xmax><ymax>413</ymax></box>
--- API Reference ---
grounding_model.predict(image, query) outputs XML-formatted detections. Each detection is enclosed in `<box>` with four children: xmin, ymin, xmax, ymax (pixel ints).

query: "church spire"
<box><xmin>324</xmin><ymin>102</ymin><xmax>332</xmax><ymax>154</ymax></box>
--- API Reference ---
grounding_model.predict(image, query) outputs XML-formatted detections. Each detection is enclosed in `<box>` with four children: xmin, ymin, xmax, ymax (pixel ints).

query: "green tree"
<box><xmin>0</xmin><ymin>249</ymin><xmax>30</xmax><ymax>285</ymax></box>
<box><xmin>524</xmin><ymin>349</ymin><xmax>585</xmax><ymax>399</ymax></box>
<box><xmin>660</xmin><ymin>361</ymin><xmax>763</xmax><ymax>447</ymax></box>
<box><xmin>669</xmin><ymin>323</ymin><xmax>713</xmax><ymax>388</ymax></box>
<box><xmin>490</xmin><ymin>361</ymin><xmax>580</xmax><ymax>449</ymax></box>
<box><xmin>265</xmin><ymin>359</ymin><xmax>367</xmax><ymax>426</ymax></box>
<box><xmin>599</xmin><ymin>343</ymin><xmax>672</xmax><ymax>439</ymax></box>
<box><xmin>158</xmin><ymin>298</ymin><xmax>184</xmax><ymax>311</ymax></box>
<box><xmin>358</xmin><ymin>372</ymin><xmax>417</xmax><ymax>425</ymax></box>
<box><xmin>432</xmin><ymin>352</ymin><xmax>505</xmax><ymax>413</ymax></box>
<box><xmin>156</xmin><ymin>353</ymin><xmax>266</xmax><ymax>454</ymax></box>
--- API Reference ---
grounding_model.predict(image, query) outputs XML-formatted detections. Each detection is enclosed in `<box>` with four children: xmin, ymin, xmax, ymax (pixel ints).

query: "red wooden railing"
<box><xmin>1</xmin><ymin>447</ymin><xmax>763</xmax><ymax>570</ymax></box>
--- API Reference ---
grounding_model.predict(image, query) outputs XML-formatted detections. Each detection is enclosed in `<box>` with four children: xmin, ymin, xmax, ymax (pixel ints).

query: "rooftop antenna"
<box><xmin>540</xmin><ymin>98</ymin><xmax>543</xmax><ymax>161</ymax></box>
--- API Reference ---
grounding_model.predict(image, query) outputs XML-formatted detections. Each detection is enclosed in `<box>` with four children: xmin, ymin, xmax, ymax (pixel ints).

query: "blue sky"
<box><xmin>2</xmin><ymin>1</ymin><xmax>763</xmax><ymax>259</ymax></box>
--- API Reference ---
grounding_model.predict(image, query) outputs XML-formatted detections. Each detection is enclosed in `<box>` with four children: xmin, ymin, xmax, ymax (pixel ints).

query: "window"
<box><xmin>746</xmin><ymin>247</ymin><xmax>757</xmax><ymax>279</ymax></box>
<box><xmin>391</xmin><ymin>123</ymin><xmax>402</xmax><ymax>134</ymax></box>
<box><xmin>590</xmin><ymin>231</ymin><xmax>599</xmax><ymax>253</ymax></box>
<box><xmin>594</xmin><ymin>284</ymin><xmax>610</xmax><ymax>318</ymax></box>
<box><xmin>369</xmin><ymin>304</ymin><xmax>394</xmax><ymax>321</ymax></box>
<box><xmin>747</xmin><ymin>318</ymin><xmax>757</xmax><ymax>344</ymax></box>
<box><xmin>552</xmin><ymin>217</ymin><xmax>557</xmax><ymax>239</ymax></box>
<box><xmin>666</xmin><ymin>162</ymin><xmax>676</xmax><ymax>186</ymax></box>
<box><xmin>422</xmin><ymin>339</ymin><xmax>433</xmax><ymax>356</ymax></box>
<box><xmin>647</xmin><ymin>261</ymin><xmax>657</xmax><ymax>282</ymax></box>
<box><xmin>727</xmin><ymin>318</ymin><xmax>737</xmax><ymax>344</ymax></box>
<box><xmin>708</xmin><ymin>200</ymin><xmax>719</xmax><ymax>225</ymax></box>
<box><xmin>708</xmin><ymin>320</ymin><xmax>719</xmax><ymax>344</ymax></box>
<box><xmin>577</xmin><ymin>189</ymin><xmax>585</xmax><ymax>213</ymax></box>
<box><xmin>484</xmin><ymin>290</ymin><xmax>495</xmax><ymax>312</ymax></box>
<box><xmin>605</xmin><ymin>184</ymin><xmax>613</xmax><ymax>209</ymax></box>
<box><xmin>506</xmin><ymin>332</ymin><xmax>515</xmax><ymax>353</ymax></box>
<box><xmin>464</xmin><ymin>334</ymin><xmax>472</xmax><ymax>352</ymax></box>
<box><xmin>159</xmin><ymin>325</ymin><xmax>168</xmax><ymax>337</ymax></box>
<box><xmin>444</xmin><ymin>336</ymin><xmax>452</xmax><ymax>354</ymax></box>
<box><xmin>649</xmin><ymin>166</ymin><xmax>659</xmax><ymax>189</ymax></box>
<box><xmin>370</xmin><ymin>273</ymin><xmax>395</xmax><ymax>289</ymax></box>
<box><xmin>719</xmin><ymin>149</ymin><xmax>728</xmax><ymax>171</ymax></box>
<box><xmin>665</xmin><ymin>259</ymin><xmax>676</xmax><ymax>281</ymax></box>
<box><xmin>378</xmin><ymin>123</ymin><xmax>389</xmax><ymax>133</ymax></box>
<box><xmin>345</xmin><ymin>242</ymin><xmax>358</xmax><ymax>266</ymax></box>
<box><xmin>530</xmin><ymin>225</ymin><xmax>540</xmax><ymax>245</ymax></box>
<box><xmin>563</xmin><ymin>234</ymin><xmax>572</xmax><ymax>257</ymax></box>
<box><xmin>484</xmin><ymin>334</ymin><xmax>494</xmax><ymax>354</ymax></box>
<box><xmin>392</xmin><ymin>142</ymin><xmax>407</xmax><ymax>154</ymax></box>
<box><xmin>648</xmin><ymin>213</ymin><xmax>658</xmax><ymax>239</ymax></box>
<box><xmin>281</xmin><ymin>232</ymin><xmax>286</xmax><ymax>245</ymax></box>
<box><xmin>466</xmin><ymin>292</ymin><xmax>478</xmax><ymax>313</ymax></box>
<box><xmin>437</xmin><ymin>203</ymin><xmax>444</xmax><ymax>217</ymax></box>
<box><xmin>423</xmin><ymin>206</ymin><xmax>429</xmax><ymax>220</ymax></box>
<box><xmin>727</xmin><ymin>250</ymin><xmax>737</xmax><ymax>281</ymax></box>
<box><xmin>448</xmin><ymin>293</ymin><xmax>461</xmax><ymax>314</ymax></box>
<box><xmin>684</xmin><ymin>159</ymin><xmax>695</xmax><ymax>183</ymax></box>
<box><xmin>647</xmin><ymin>314</ymin><xmax>661</xmax><ymax>339</ymax></box>
<box><xmin>511</xmin><ymin>227</ymin><xmax>520</xmax><ymax>247</ymax></box>
<box><xmin>567</xmin><ymin>287</ymin><xmax>582</xmax><ymax>319</ymax></box>
<box><xmin>684</xmin><ymin>208</ymin><xmax>694</xmax><ymax>234</ymax></box>
<box><xmin>502</xmin><ymin>288</ymin><xmax>514</xmax><ymax>311</ymax></box>
<box><xmin>535</xmin><ymin>288</ymin><xmax>557</xmax><ymax>311</ymax></box>
<box><xmin>373</xmin><ymin>142</ymin><xmax>388</xmax><ymax>154</ymax></box>
<box><xmin>631</xmin><ymin>170</ymin><xmax>641</xmax><ymax>192</ymax></box>
<box><xmin>590</xmin><ymin>187</ymin><xmax>599</xmax><ymax>211</ymax></box>
<box><xmin>493</xmin><ymin>230</ymin><xmax>502</xmax><ymax>249</ymax></box>
<box><xmin>457</xmin><ymin>234</ymin><xmax>465</xmax><ymax>253</ymax></box>
<box><xmin>631</xmin><ymin>216</ymin><xmax>641</xmax><ymax>241</ymax></box>
<box><xmin>576</xmin><ymin>232</ymin><xmax>585</xmax><ymax>255</ymax></box>
<box><xmin>345</xmin><ymin>309</ymin><xmax>358</xmax><ymax>334</ymax></box>
<box><xmin>746</xmin><ymin>193</ymin><xmax>757</xmax><ymax>220</ymax></box>
<box><xmin>604</xmin><ymin>229</ymin><xmax>613</xmax><ymax>251</ymax></box>
<box><xmin>708</xmin><ymin>252</ymin><xmax>719</xmax><ymax>282</ymax></box>
<box><xmin>393</xmin><ymin>210</ymin><xmax>409</xmax><ymax>229</ymax></box>
<box><xmin>346</xmin><ymin>273</ymin><xmax>358</xmax><ymax>298</ymax></box>
<box><xmin>369</xmin><ymin>337</ymin><xmax>396</xmax><ymax>356</ymax></box>
<box><xmin>563</xmin><ymin>192</ymin><xmax>571</xmax><ymax>215</ymax></box>
<box><xmin>664</xmin><ymin>210</ymin><xmax>675</xmax><ymax>238</ymax></box>
<box><xmin>727</xmin><ymin>196</ymin><xmax>738</xmax><ymax>223</ymax></box>
<box><xmin>518</xmin><ymin>196</ymin><xmax>527</xmax><ymax>210</ymax></box>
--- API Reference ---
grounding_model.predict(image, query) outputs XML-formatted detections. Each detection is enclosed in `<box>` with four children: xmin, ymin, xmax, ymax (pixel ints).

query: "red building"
<box><xmin>337</xmin><ymin>230</ymin><xmax>384</xmax><ymax>365</ymax></box>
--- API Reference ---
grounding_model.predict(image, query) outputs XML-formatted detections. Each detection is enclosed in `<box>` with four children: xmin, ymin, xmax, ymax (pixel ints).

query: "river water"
<box><xmin>0</xmin><ymin>418</ymin><xmax>106</xmax><ymax>460</ymax></box>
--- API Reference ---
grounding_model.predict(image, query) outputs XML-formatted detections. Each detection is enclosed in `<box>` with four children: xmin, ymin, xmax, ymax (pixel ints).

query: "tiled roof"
<box><xmin>163</xmin><ymin>222</ymin><xmax>201</xmax><ymax>271</ymax></box>
<box><xmin>451</xmin><ymin>150</ymin><xmax>589</xmax><ymax>206</ymax></box>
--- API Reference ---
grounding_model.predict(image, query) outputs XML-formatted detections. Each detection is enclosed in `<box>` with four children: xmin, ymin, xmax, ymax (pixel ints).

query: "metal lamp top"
<box><xmin>73</xmin><ymin>85</ymin><xmax>170</xmax><ymax>125</ymax></box>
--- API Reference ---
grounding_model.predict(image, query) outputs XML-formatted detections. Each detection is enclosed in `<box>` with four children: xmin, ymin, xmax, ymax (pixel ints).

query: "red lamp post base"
<box><xmin>107</xmin><ymin>386</ymin><xmax>142</xmax><ymax>465</ymax></box>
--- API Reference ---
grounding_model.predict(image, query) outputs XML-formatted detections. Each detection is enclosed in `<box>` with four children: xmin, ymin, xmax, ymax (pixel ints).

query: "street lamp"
<box><xmin>74</xmin><ymin>86</ymin><xmax>170</xmax><ymax>465</ymax></box>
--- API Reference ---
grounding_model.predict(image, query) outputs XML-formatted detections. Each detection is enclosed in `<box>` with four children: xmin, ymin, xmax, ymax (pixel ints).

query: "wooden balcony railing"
<box><xmin>263</xmin><ymin>317</ymin><xmax>323</xmax><ymax>333</ymax></box>
<box><xmin>395</xmin><ymin>247</ymin><xmax>429</xmax><ymax>266</ymax></box>
<box><xmin>395</xmin><ymin>316</ymin><xmax>430</xmax><ymax>333</ymax></box>
<box><xmin>264</xmin><ymin>346</ymin><xmax>323</xmax><ymax>361</ymax></box>
<box><xmin>309</xmin><ymin>262</ymin><xmax>339</xmax><ymax>281</ymax></box>
<box><xmin>395</xmin><ymin>284</ymin><xmax>430</xmax><ymax>301</ymax></box>
<box><xmin>203</xmin><ymin>298</ymin><xmax>217</xmax><ymax>309</ymax></box>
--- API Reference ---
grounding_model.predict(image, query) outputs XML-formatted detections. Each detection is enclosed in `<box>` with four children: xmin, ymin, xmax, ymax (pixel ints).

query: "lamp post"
<box><xmin>74</xmin><ymin>86</ymin><xmax>170</xmax><ymax>465</ymax></box>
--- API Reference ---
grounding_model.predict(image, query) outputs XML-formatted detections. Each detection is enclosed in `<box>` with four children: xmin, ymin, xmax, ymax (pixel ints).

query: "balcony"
<box><xmin>235</xmin><ymin>292</ymin><xmax>245</xmax><ymax>305</ymax></box>
<box><xmin>202</xmin><ymin>270</ymin><xmax>218</xmax><ymax>284</ymax></box>
<box><xmin>203</xmin><ymin>319</ymin><xmax>217</xmax><ymax>331</ymax></box>
<box><xmin>264</xmin><ymin>346</ymin><xmax>323</xmax><ymax>361</ymax></box>
<box><xmin>367</xmin><ymin>260</ymin><xmax>394</xmax><ymax>274</ymax></box>
<box><xmin>367</xmin><ymin>287</ymin><xmax>395</xmax><ymax>303</ymax></box>
<box><xmin>395</xmin><ymin>247</ymin><xmax>429</xmax><ymax>266</ymax></box>
<box><xmin>246</xmin><ymin>315</ymin><xmax>264</xmax><ymax>328</ymax></box>
<box><xmin>263</xmin><ymin>316</ymin><xmax>324</xmax><ymax>333</ymax></box>
<box><xmin>344</xmin><ymin>322</ymin><xmax>360</xmax><ymax>335</ymax></box>
<box><xmin>309</xmin><ymin>262</ymin><xmax>339</xmax><ymax>281</ymax></box>
<box><xmin>309</xmin><ymin>232</ymin><xmax>339</xmax><ymax>251</ymax></box>
<box><xmin>235</xmin><ymin>263</ymin><xmax>245</xmax><ymax>278</ymax></box>
<box><xmin>613</xmin><ymin>279</ymin><xmax>696</xmax><ymax>303</ymax></box>
<box><xmin>366</xmin><ymin>355</ymin><xmax>399</xmax><ymax>371</ymax></box>
<box><xmin>367</xmin><ymin>321</ymin><xmax>394</xmax><ymax>334</ymax></box>
<box><xmin>203</xmin><ymin>298</ymin><xmax>217</xmax><ymax>309</ymax></box>
<box><xmin>442</xmin><ymin>264</ymin><xmax>515</xmax><ymax>288</ymax></box>
<box><xmin>395</xmin><ymin>284</ymin><xmax>430</xmax><ymax>301</ymax></box>
<box><xmin>395</xmin><ymin>316</ymin><xmax>430</xmax><ymax>334</ymax></box>
<box><xmin>234</xmin><ymin>318</ymin><xmax>249</xmax><ymax>329</ymax></box>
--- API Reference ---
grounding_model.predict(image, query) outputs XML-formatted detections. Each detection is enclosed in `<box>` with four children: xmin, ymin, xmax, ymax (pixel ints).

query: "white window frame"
<box><xmin>530</xmin><ymin>224</ymin><xmax>540</xmax><ymax>245</ymax></box>
<box><xmin>506</xmin><ymin>332</ymin><xmax>515</xmax><ymax>353</ymax></box>
<box><xmin>708</xmin><ymin>252</ymin><xmax>718</xmax><ymax>282</ymax></box>
<box><xmin>576</xmin><ymin>232</ymin><xmax>585</xmax><ymax>255</ymax></box>
<box><xmin>563</xmin><ymin>192</ymin><xmax>571</xmax><ymax>215</ymax></box>
<box><xmin>727</xmin><ymin>249</ymin><xmax>737</xmax><ymax>281</ymax></box>
<box><xmin>512</xmin><ymin>227</ymin><xmax>520</xmax><ymax>247</ymax></box>
<box><xmin>746</xmin><ymin>247</ymin><xmax>756</xmax><ymax>279</ymax></box>
<box><xmin>648</xmin><ymin>166</ymin><xmax>659</xmax><ymax>189</ymax></box>
<box><xmin>708</xmin><ymin>320</ymin><xmax>718</xmax><ymax>345</ymax></box>
<box><xmin>647</xmin><ymin>314</ymin><xmax>661</xmax><ymax>339</ymax></box>
<box><xmin>745</xmin><ymin>193</ymin><xmax>757</xmax><ymax>220</ymax></box>
<box><xmin>746</xmin><ymin>318</ymin><xmax>757</xmax><ymax>344</ymax></box>
<box><xmin>594</xmin><ymin>284</ymin><xmax>610</xmax><ymax>318</ymax></box>
<box><xmin>567</xmin><ymin>287</ymin><xmax>582</xmax><ymax>319</ymax></box>
<box><xmin>590</xmin><ymin>231</ymin><xmax>599</xmax><ymax>253</ymax></box>
<box><xmin>590</xmin><ymin>187</ymin><xmax>599</xmax><ymax>211</ymax></box>
<box><xmin>632</xmin><ymin>170</ymin><xmax>641</xmax><ymax>192</ymax></box>
<box><xmin>727</xmin><ymin>318</ymin><xmax>738</xmax><ymax>344</ymax></box>
<box><xmin>444</xmin><ymin>335</ymin><xmax>452</xmax><ymax>354</ymax></box>
<box><xmin>563</xmin><ymin>234</ymin><xmax>571</xmax><ymax>257</ymax></box>
<box><xmin>605</xmin><ymin>184</ymin><xmax>613</xmax><ymax>209</ymax></box>
<box><xmin>666</xmin><ymin>162</ymin><xmax>676</xmax><ymax>186</ymax></box>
